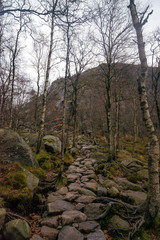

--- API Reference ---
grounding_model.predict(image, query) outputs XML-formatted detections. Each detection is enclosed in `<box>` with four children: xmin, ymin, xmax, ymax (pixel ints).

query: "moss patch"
<box><xmin>0</xmin><ymin>163</ymin><xmax>40</xmax><ymax>214</ymax></box>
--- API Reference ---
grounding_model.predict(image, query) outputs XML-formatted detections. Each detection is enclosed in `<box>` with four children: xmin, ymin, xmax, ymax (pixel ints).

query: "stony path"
<box><xmin>31</xmin><ymin>144</ymin><xmax>106</xmax><ymax>240</ymax></box>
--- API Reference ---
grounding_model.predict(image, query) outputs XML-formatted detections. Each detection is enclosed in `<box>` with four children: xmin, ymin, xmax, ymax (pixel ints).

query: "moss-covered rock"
<box><xmin>4</xmin><ymin>219</ymin><xmax>31</xmax><ymax>240</ymax></box>
<box><xmin>108</xmin><ymin>215</ymin><xmax>130</xmax><ymax>230</ymax></box>
<box><xmin>43</xmin><ymin>135</ymin><xmax>61</xmax><ymax>154</ymax></box>
<box><xmin>0</xmin><ymin>208</ymin><xmax>6</xmax><ymax>230</ymax></box>
<box><xmin>0</xmin><ymin>129</ymin><xmax>38</xmax><ymax>167</ymax></box>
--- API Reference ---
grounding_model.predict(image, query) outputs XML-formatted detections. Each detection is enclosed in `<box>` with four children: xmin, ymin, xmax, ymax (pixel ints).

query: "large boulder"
<box><xmin>4</xmin><ymin>219</ymin><xmax>30</xmax><ymax>240</ymax></box>
<box><xmin>0</xmin><ymin>129</ymin><xmax>38</xmax><ymax>167</ymax></box>
<box><xmin>43</xmin><ymin>135</ymin><xmax>61</xmax><ymax>154</ymax></box>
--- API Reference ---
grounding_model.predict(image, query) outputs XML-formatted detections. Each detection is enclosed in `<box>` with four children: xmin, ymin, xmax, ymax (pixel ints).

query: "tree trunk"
<box><xmin>36</xmin><ymin>1</ymin><xmax>57</xmax><ymax>153</ymax></box>
<box><xmin>34</xmin><ymin>61</ymin><xmax>40</xmax><ymax>132</ymax></box>
<box><xmin>129</xmin><ymin>0</ymin><xmax>160</xmax><ymax>225</ymax></box>
<box><xmin>59</xmin><ymin>16</ymin><xmax>70</xmax><ymax>177</ymax></box>
<box><xmin>132</xmin><ymin>98</ymin><xmax>137</xmax><ymax>157</ymax></box>
<box><xmin>9</xmin><ymin>24</ymin><xmax>22</xmax><ymax>128</ymax></box>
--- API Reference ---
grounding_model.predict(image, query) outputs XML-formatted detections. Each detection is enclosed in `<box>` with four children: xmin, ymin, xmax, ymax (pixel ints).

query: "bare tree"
<box><xmin>92</xmin><ymin>0</ymin><xmax>132</xmax><ymax>158</ymax></box>
<box><xmin>129</xmin><ymin>0</ymin><xmax>160</xmax><ymax>225</ymax></box>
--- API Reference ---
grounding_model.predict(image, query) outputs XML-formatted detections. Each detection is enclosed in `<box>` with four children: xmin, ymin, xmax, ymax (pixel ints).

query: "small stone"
<box><xmin>108</xmin><ymin>215</ymin><xmax>130</xmax><ymax>229</ymax></box>
<box><xmin>62</xmin><ymin>210</ymin><xmax>87</xmax><ymax>225</ymax></box>
<box><xmin>72</xmin><ymin>223</ymin><xmax>79</xmax><ymax>228</ymax></box>
<box><xmin>84</xmin><ymin>203</ymin><xmax>105</xmax><ymax>220</ymax></box>
<box><xmin>75</xmin><ymin>195</ymin><xmax>96</xmax><ymax>204</ymax></box>
<box><xmin>57</xmin><ymin>187</ymin><xmax>68</xmax><ymax>195</ymax></box>
<box><xmin>68</xmin><ymin>183</ymin><xmax>81</xmax><ymax>192</ymax></box>
<box><xmin>120</xmin><ymin>191</ymin><xmax>147</xmax><ymax>205</ymax></box>
<box><xmin>41</xmin><ymin>226</ymin><xmax>58</xmax><ymax>240</ymax></box>
<box><xmin>67</xmin><ymin>174</ymin><xmax>79</xmax><ymax>182</ymax></box>
<box><xmin>97</xmin><ymin>185</ymin><xmax>107</xmax><ymax>196</ymax></box>
<box><xmin>78</xmin><ymin>221</ymin><xmax>99</xmax><ymax>233</ymax></box>
<box><xmin>41</xmin><ymin>216</ymin><xmax>58</xmax><ymax>228</ymax></box>
<box><xmin>78</xmin><ymin>188</ymin><xmax>96</xmax><ymax>197</ymax></box>
<box><xmin>64</xmin><ymin>192</ymin><xmax>79</xmax><ymax>201</ymax></box>
<box><xmin>76</xmin><ymin>203</ymin><xmax>85</xmax><ymax>211</ymax></box>
<box><xmin>47</xmin><ymin>193</ymin><xmax>62</xmax><ymax>203</ymax></box>
<box><xmin>4</xmin><ymin>219</ymin><xmax>30</xmax><ymax>240</ymax></box>
<box><xmin>108</xmin><ymin>187</ymin><xmax>119</xmax><ymax>197</ymax></box>
<box><xmin>84</xmin><ymin>181</ymin><xmax>98</xmax><ymax>193</ymax></box>
<box><xmin>47</xmin><ymin>200</ymin><xmax>75</xmax><ymax>215</ymax></box>
<box><xmin>81</xmin><ymin>176</ymin><xmax>89</xmax><ymax>183</ymax></box>
<box><xmin>30</xmin><ymin>234</ymin><xmax>43</xmax><ymax>240</ymax></box>
<box><xmin>58</xmin><ymin>226</ymin><xmax>84</xmax><ymax>240</ymax></box>
<box><xmin>87</xmin><ymin>230</ymin><xmax>106</xmax><ymax>240</ymax></box>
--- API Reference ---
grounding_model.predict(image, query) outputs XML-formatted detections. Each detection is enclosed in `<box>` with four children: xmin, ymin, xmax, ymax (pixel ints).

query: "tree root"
<box><xmin>7</xmin><ymin>212</ymin><xmax>31</xmax><ymax>226</ymax></box>
<box><xmin>94</xmin><ymin>197</ymin><xmax>147</xmax><ymax>239</ymax></box>
<box><xmin>128</xmin><ymin>216</ymin><xmax>145</xmax><ymax>240</ymax></box>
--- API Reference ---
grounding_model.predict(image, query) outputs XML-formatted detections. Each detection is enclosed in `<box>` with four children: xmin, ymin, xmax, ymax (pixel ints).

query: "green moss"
<box><xmin>64</xmin><ymin>152</ymin><xmax>74</xmax><ymax>164</ymax></box>
<box><xmin>44</xmin><ymin>138</ymin><xmax>55</xmax><ymax>144</ymax></box>
<box><xmin>56</xmin><ymin>176</ymin><xmax>68</xmax><ymax>187</ymax></box>
<box><xmin>36</xmin><ymin>150</ymin><xmax>51</xmax><ymax>165</ymax></box>
<box><xmin>0</xmin><ymin>163</ymin><xmax>37</xmax><ymax>213</ymax></box>
<box><xmin>26</xmin><ymin>167</ymin><xmax>46</xmax><ymax>180</ymax></box>
<box><xmin>41</xmin><ymin>161</ymin><xmax>53</xmax><ymax>171</ymax></box>
<box><xmin>6</xmin><ymin>171</ymin><xmax>27</xmax><ymax>189</ymax></box>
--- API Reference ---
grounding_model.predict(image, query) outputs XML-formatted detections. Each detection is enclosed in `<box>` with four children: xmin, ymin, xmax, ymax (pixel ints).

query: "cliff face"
<box><xmin>19</xmin><ymin>63</ymin><xmax>160</xmax><ymax>137</ymax></box>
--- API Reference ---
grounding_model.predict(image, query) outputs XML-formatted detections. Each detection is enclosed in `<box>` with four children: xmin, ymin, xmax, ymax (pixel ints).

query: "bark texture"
<box><xmin>36</xmin><ymin>1</ymin><xmax>58</xmax><ymax>153</ymax></box>
<box><xmin>129</xmin><ymin>0</ymin><xmax>160</xmax><ymax>225</ymax></box>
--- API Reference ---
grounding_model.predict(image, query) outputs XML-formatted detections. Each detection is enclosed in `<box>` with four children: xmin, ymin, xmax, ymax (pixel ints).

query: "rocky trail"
<box><xmin>29</xmin><ymin>137</ymin><xmax>150</xmax><ymax>240</ymax></box>
<box><xmin>31</xmin><ymin>143</ymin><xmax>107</xmax><ymax>240</ymax></box>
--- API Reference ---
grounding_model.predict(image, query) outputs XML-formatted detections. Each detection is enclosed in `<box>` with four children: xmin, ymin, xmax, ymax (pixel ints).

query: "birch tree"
<box><xmin>129</xmin><ymin>0</ymin><xmax>160</xmax><ymax>225</ymax></box>
<box><xmin>36</xmin><ymin>0</ymin><xmax>59</xmax><ymax>153</ymax></box>
<box><xmin>92</xmin><ymin>0</ymin><xmax>132</xmax><ymax>158</ymax></box>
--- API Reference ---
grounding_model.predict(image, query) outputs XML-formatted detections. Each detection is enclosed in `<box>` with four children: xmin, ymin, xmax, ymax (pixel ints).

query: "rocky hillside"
<box><xmin>17</xmin><ymin>63</ymin><xmax>159</xmax><ymax>137</ymax></box>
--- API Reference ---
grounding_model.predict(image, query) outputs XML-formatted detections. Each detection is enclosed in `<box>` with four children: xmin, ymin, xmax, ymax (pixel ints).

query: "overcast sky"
<box><xmin>23</xmin><ymin>0</ymin><xmax>160</xmax><ymax>84</ymax></box>
<box><xmin>140</xmin><ymin>0</ymin><xmax>160</xmax><ymax>32</ymax></box>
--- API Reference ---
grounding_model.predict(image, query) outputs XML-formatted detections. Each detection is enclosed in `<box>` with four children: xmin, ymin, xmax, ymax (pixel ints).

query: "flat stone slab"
<box><xmin>78</xmin><ymin>188</ymin><xmax>96</xmax><ymax>197</ymax></box>
<box><xmin>120</xmin><ymin>190</ymin><xmax>147</xmax><ymax>205</ymax></box>
<box><xmin>62</xmin><ymin>210</ymin><xmax>87</xmax><ymax>225</ymax></box>
<box><xmin>108</xmin><ymin>215</ymin><xmax>130</xmax><ymax>229</ymax></box>
<box><xmin>41</xmin><ymin>226</ymin><xmax>58</xmax><ymax>240</ymax></box>
<box><xmin>30</xmin><ymin>234</ymin><xmax>43</xmax><ymax>240</ymax></box>
<box><xmin>47</xmin><ymin>200</ymin><xmax>75</xmax><ymax>215</ymax></box>
<box><xmin>41</xmin><ymin>216</ymin><xmax>58</xmax><ymax>228</ymax></box>
<box><xmin>64</xmin><ymin>192</ymin><xmax>79</xmax><ymax>201</ymax></box>
<box><xmin>84</xmin><ymin>182</ymin><xmax>98</xmax><ymax>193</ymax></box>
<box><xmin>84</xmin><ymin>203</ymin><xmax>105</xmax><ymax>220</ymax></box>
<box><xmin>97</xmin><ymin>185</ymin><xmax>107</xmax><ymax>196</ymax></box>
<box><xmin>56</xmin><ymin>187</ymin><xmax>68</xmax><ymax>195</ymax></box>
<box><xmin>87</xmin><ymin>230</ymin><xmax>106</xmax><ymax>240</ymax></box>
<box><xmin>68</xmin><ymin>183</ymin><xmax>81</xmax><ymax>192</ymax></box>
<box><xmin>78</xmin><ymin>221</ymin><xmax>99</xmax><ymax>233</ymax></box>
<box><xmin>67</xmin><ymin>174</ymin><xmax>80</xmax><ymax>182</ymax></box>
<box><xmin>58</xmin><ymin>226</ymin><xmax>84</xmax><ymax>240</ymax></box>
<box><xmin>47</xmin><ymin>193</ymin><xmax>62</xmax><ymax>203</ymax></box>
<box><xmin>115</xmin><ymin>177</ymin><xmax>142</xmax><ymax>190</ymax></box>
<box><xmin>75</xmin><ymin>195</ymin><xmax>96</xmax><ymax>204</ymax></box>
<box><xmin>68</xmin><ymin>184</ymin><xmax>96</xmax><ymax>196</ymax></box>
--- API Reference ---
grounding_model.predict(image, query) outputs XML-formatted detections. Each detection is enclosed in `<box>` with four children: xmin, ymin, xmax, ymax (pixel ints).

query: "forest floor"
<box><xmin>1</xmin><ymin>134</ymin><xmax>160</xmax><ymax>240</ymax></box>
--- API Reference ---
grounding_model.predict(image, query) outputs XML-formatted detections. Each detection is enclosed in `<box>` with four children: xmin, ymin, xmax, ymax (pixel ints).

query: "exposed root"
<box><xmin>7</xmin><ymin>212</ymin><xmax>31</xmax><ymax>226</ymax></box>
<box><xmin>128</xmin><ymin>216</ymin><xmax>145</xmax><ymax>240</ymax></box>
<box><xmin>95</xmin><ymin>202</ymin><xmax>113</xmax><ymax>220</ymax></box>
